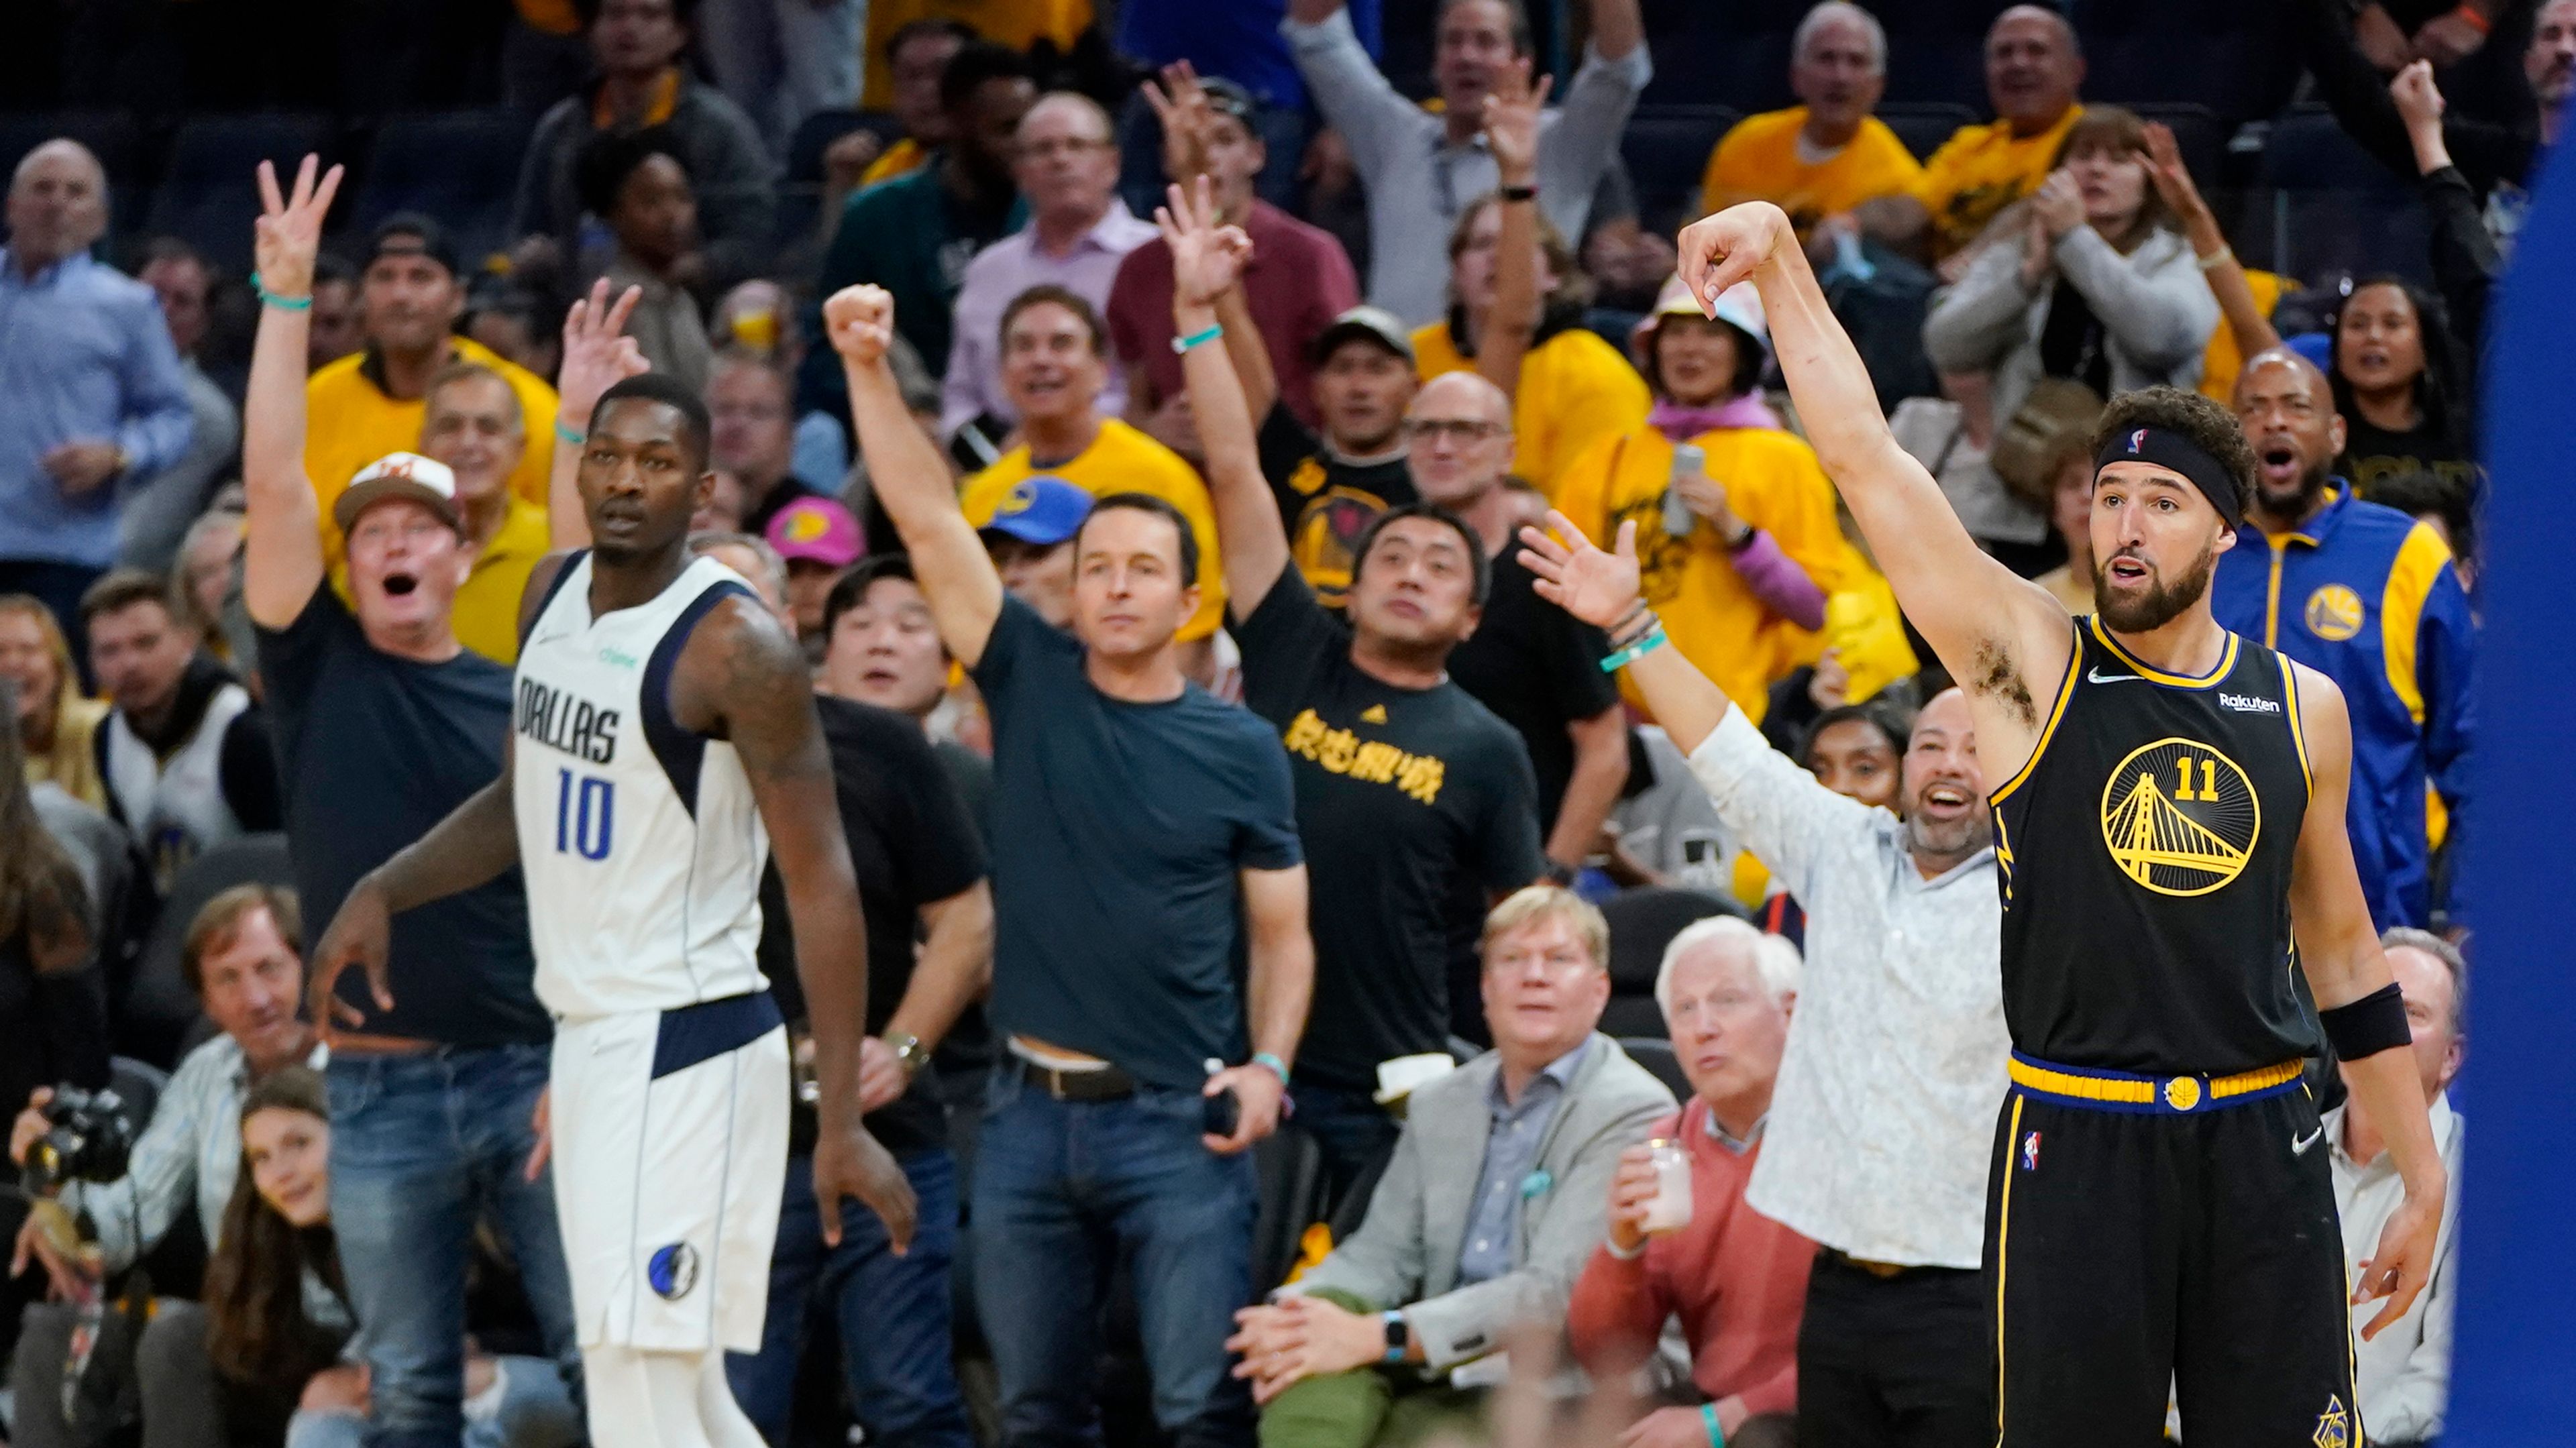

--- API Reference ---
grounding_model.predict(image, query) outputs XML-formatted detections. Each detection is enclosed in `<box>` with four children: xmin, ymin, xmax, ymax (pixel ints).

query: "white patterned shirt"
<box><xmin>1688</xmin><ymin>710</ymin><xmax>2009</xmax><ymax>1268</ymax></box>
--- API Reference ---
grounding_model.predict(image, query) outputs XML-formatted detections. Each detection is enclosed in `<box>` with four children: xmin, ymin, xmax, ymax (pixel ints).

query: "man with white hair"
<box><xmin>1568</xmin><ymin>915</ymin><xmax>1810</xmax><ymax>1448</ymax></box>
<box><xmin>1522</xmin><ymin>516</ymin><xmax>2010</xmax><ymax>1446</ymax></box>
<box><xmin>0</xmin><ymin>140</ymin><xmax>195</xmax><ymax>669</ymax></box>
<box><xmin>942</xmin><ymin>92</ymin><xmax>1159</xmax><ymax>439</ymax></box>
<box><xmin>1699</xmin><ymin>3</ymin><xmax>1925</xmax><ymax>267</ymax></box>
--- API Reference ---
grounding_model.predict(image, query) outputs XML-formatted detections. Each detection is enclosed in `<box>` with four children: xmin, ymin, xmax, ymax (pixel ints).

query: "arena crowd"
<box><xmin>3</xmin><ymin>0</ymin><xmax>2543</xmax><ymax>1443</ymax></box>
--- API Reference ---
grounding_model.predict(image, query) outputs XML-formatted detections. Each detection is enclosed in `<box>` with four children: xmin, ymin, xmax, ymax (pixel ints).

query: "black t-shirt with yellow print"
<box><xmin>1234</xmin><ymin>569</ymin><xmax>1548</xmax><ymax>1090</ymax></box>
<box><xmin>1256</xmin><ymin>402</ymin><xmax>1417</xmax><ymax>608</ymax></box>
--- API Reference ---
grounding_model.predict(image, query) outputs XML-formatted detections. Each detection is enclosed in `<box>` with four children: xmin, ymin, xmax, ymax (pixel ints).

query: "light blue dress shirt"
<box><xmin>1455</xmin><ymin>1038</ymin><xmax>1591</xmax><ymax>1286</ymax></box>
<box><xmin>0</xmin><ymin>249</ymin><xmax>195</xmax><ymax>569</ymax></box>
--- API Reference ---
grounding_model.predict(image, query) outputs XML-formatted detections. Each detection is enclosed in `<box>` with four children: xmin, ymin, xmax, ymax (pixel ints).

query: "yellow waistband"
<box><xmin>2007</xmin><ymin>1054</ymin><xmax>2305</xmax><ymax>1114</ymax></box>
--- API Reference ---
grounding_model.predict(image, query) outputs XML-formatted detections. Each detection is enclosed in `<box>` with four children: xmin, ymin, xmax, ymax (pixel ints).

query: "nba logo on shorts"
<box><xmin>648</xmin><ymin>1242</ymin><xmax>700</xmax><ymax>1300</ymax></box>
<box><xmin>2021</xmin><ymin>1130</ymin><xmax>2042</xmax><ymax>1172</ymax></box>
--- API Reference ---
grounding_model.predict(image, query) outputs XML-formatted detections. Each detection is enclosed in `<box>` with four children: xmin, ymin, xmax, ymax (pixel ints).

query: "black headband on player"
<box><xmin>2094</xmin><ymin>425</ymin><xmax>2243</xmax><ymax>528</ymax></box>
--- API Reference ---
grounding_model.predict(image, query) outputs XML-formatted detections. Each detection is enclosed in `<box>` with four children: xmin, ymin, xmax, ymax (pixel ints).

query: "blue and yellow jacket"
<box><xmin>2211</xmin><ymin>486</ymin><xmax>2475</xmax><ymax>930</ymax></box>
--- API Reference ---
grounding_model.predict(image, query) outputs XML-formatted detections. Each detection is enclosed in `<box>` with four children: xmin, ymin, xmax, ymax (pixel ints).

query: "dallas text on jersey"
<box><xmin>515</xmin><ymin>677</ymin><xmax>621</xmax><ymax>766</ymax></box>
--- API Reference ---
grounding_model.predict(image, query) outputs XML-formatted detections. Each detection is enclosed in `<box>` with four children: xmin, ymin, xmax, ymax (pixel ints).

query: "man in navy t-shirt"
<box><xmin>237</xmin><ymin>162</ymin><xmax>576</xmax><ymax>1448</ymax></box>
<box><xmin>831</xmin><ymin>278</ymin><xmax>1314</xmax><ymax>1447</ymax></box>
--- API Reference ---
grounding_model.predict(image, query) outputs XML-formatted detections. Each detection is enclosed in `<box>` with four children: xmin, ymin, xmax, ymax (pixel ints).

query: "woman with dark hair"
<box><xmin>202</xmin><ymin>1068</ymin><xmax>581</xmax><ymax>1448</ymax></box>
<box><xmin>2331</xmin><ymin>275</ymin><xmax>2474</xmax><ymax>498</ymax></box>
<box><xmin>1923</xmin><ymin>105</ymin><xmax>2221</xmax><ymax>571</ymax></box>
<box><xmin>0</xmin><ymin>676</ymin><xmax>104</xmax><ymax>1121</ymax></box>
<box><xmin>574</xmin><ymin>127</ymin><xmax>712</xmax><ymax>393</ymax></box>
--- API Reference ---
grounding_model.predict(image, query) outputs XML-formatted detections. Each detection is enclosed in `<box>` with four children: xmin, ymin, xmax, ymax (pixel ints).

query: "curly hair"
<box><xmin>2088</xmin><ymin>385</ymin><xmax>2257</xmax><ymax>510</ymax></box>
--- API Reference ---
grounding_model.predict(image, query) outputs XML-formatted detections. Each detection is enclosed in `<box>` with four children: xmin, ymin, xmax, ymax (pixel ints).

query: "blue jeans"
<box><xmin>1285</xmin><ymin>1084</ymin><xmax>1400</xmax><ymax>1203</ymax></box>
<box><xmin>724</xmin><ymin>1147</ymin><xmax>971</xmax><ymax>1447</ymax></box>
<box><xmin>286</xmin><ymin>1353</ymin><xmax>583</xmax><ymax>1448</ymax></box>
<box><xmin>972</xmin><ymin>1065</ymin><xmax>1258</xmax><ymax>1448</ymax></box>
<box><xmin>325</xmin><ymin>1046</ymin><xmax>580</xmax><ymax>1448</ymax></box>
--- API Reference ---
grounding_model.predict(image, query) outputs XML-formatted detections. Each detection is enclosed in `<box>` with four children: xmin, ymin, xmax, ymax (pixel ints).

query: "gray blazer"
<box><xmin>1293</xmin><ymin>1034</ymin><xmax>1674</xmax><ymax>1371</ymax></box>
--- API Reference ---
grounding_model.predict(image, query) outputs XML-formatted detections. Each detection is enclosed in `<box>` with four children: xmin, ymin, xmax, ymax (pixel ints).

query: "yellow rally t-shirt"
<box><xmin>957</xmin><ymin>417</ymin><xmax>1227</xmax><ymax>641</ymax></box>
<box><xmin>1551</xmin><ymin>425</ymin><xmax>1866</xmax><ymax>722</ymax></box>
<box><xmin>1699</xmin><ymin>109</ymin><xmax>1927</xmax><ymax>228</ymax></box>
<box><xmin>307</xmin><ymin>337</ymin><xmax>560</xmax><ymax>575</ymax></box>
<box><xmin>1914</xmin><ymin>105</ymin><xmax>2083</xmax><ymax>258</ymax></box>
<box><xmin>1411</xmin><ymin>323</ymin><xmax>1650</xmax><ymax>498</ymax></box>
<box><xmin>449</xmin><ymin>496</ymin><xmax>554</xmax><ymax>667</ymax></box>
<box><xmin>2197</xmin><ymin>266</ymin><xmax>2287</xmax><ymax>405</ymax></box>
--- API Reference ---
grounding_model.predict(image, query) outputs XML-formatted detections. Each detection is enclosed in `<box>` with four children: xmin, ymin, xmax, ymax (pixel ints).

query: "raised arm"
<box><xmin>675</xmin><ymin>598</ymin><xmax>916</xmax><ymax>1251</ymax></box>
<box><xmin>546</xmin><ymin>280</ymin><xmax>650</xmax><ymax>550</ymax></box>
<box><xmin>2282</xmin><ymin>665</ymin><xmax>2444</xmax><ymax>1339</ymax></box>
<box><xmin>240</xmin><ymin>156</ymin><xmax>341</xmax><ymax>629</ymax></box>
<box><xmin>2143</xmin><ymin>123</ymin><xmax>2281</xmax><ymax>366</ymax></box>
<box><xmin>1679</xmin><ymin>203</ymin><xmax>2071</xmax><ymax>762</ymax></box>
<box><xmin>1477</xmin><ymin>65</ymin><xmax>1550</xmax><ymax>401</ymax></box>
<box><xmin>825</xmin><ymin>285</ymin><xmax>1005</xmax><ymax>666</ymax></box>
<box><xmin>1163</xmin><ymin>179</ymin><xmax>1290</xmax><ymax>613</ymax></box>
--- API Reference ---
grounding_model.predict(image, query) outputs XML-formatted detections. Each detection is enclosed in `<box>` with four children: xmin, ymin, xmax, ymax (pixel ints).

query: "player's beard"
<box><xmin>2093</xmin><ymin>537</ymin><xmax>2220</xmax><ymax>634</ymax></box>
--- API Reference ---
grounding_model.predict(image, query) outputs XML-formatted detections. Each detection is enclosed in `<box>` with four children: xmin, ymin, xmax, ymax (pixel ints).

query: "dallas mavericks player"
<box><xmin>314</xmin><ymin>372</ymin><xmax>916</xmax><ymax>1447</ymax></box>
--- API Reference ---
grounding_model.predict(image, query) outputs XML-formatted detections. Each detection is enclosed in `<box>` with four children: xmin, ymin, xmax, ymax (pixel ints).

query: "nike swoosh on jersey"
<box><xmin>2290</xmin><ymin>1127</ymin><xmax>2324</xmax><ymax>1156</ymax></box>
<box><xmin>2087</xmin><ymin>667</ymin><xmax>2143</xmax><ymax>683</ymax></box>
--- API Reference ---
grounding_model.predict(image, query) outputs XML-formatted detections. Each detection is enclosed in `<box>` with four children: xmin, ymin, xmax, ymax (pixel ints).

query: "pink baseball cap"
<box><xmin>764</xmin><ymin>496</ymin><xmax>863</xmax><ymax>567</ymax></box>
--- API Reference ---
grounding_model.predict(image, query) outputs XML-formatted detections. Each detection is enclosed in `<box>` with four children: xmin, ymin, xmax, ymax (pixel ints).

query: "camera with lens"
<box><xmin>22</xmin><ymin>1087</ymin><xmax>136</xmax><ymax>1195</ymax></box>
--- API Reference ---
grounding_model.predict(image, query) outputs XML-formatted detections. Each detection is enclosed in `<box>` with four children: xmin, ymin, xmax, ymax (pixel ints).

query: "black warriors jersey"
<box><xmin>1990</xmin><ymin>617</ymin><xmax>2318</xmax><ymax>1076</ymax></box>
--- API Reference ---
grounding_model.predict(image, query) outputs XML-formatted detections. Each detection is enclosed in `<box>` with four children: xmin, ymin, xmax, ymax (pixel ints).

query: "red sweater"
<box><xmin>1564</xmin><ymin>1099</ymin><xmax>1813</xmax><ymax>1418</ymax></box>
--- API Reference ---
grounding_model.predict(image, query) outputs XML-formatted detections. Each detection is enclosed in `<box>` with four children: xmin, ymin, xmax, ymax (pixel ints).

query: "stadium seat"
<box><xmin>1619</xmin><ymin>1036</ymin><xmax>1693</xmax><ymax>1105</ymax></box>
<box><xmin>145</xmin><ymin>115</ymin><xmax>339</xmax><ymax>272</ymax></box>
<box><xmin>0</xmin><ymin>111</ymin><xmax>152</xmax><ymax>239</ymax></box>
<box><xmin>353</xmin><ymin>110</ymin><xmax>535</xmax><ymax>272</ymax></box>
<box><xmin>1621</xmin><ymin>104</ymin><xmax>1739</xmax><ymax>234</ymax></box>
<box><xmin>125</xmin><ymin>833</ymin><xmax>294</xmax><ymax>1070</ymax></box>
<box><xmin>2076</xmin><ymin>0</ymin><xmax>2301</xmax><ymax>127</ymax></box>
<box><xmin>1875</xmin><ymin>101</ymin><xmax>1981</xmax><ymax>162</ymax></box>
<box><xmin>1599</xmin><ymin>885</ymin><xmax>1743</xmax><ymax>1040</ymax></box>
<box><xmin>2253</xmin><ymin>106</ymin><xmax>2433</xmax><ymax>286</ymax></box>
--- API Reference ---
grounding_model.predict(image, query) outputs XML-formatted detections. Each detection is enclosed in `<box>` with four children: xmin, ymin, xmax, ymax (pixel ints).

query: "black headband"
<box><xmin>2095</xmin><ymin>425</ymin><xmax>2242</xmax><ymax>526</ymax></box>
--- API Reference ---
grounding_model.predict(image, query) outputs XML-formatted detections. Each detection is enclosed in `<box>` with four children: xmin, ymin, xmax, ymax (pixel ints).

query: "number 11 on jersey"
<box><xmin>554</xmin><ymin>767</ymin><xmax>614</xmax><ymax>860</ymax></box>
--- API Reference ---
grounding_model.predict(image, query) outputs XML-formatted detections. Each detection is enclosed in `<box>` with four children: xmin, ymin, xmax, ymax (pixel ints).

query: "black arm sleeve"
<box><xmin>220</xmin><ymin>712</ymin><xmax>284</xmax><ymax>832</ymax></box>
<box><xmin>2422</xmin><ymin>164</ymin><xmax>2500</xmax><ymax>392</ymax></box>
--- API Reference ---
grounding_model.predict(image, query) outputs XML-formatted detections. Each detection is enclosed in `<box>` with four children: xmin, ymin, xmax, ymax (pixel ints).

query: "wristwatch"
<box><xmin>1382</xmin><ymin>1310</ymin><xmax>1409</xmax><ymax>1363</ymax></box>
<box><xmin>1542</xmin><ymin>858</ymin><xmax>1578</xmax><ymax>887</ymax></box>
<box><xmin>884</xmin><ymin>1031</ymin><xmax>929</xmax><ymax>1080</ymax></box>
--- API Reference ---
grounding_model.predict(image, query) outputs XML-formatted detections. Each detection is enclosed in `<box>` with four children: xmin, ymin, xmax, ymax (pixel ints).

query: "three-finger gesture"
<box><xmin>1675</xmin><ymin>203</ymin><xmax>1792</xmax><ymax>319</ymax></box>
<box><xmin>1481</xmin><ymin>60</ymin><xmax>1551</xmax><ymax>186</ymax></box>
<box><xmin>253</xmin><ymin>155</ymin><xmax>344</xmax><ymax>300</ymax></box>
<box><xmin>823</xmin><ymin>284</ymin><xmax>898</xmax><ymax>368</ymax></box>
<box><xmin>1154</xmin><ymin>177</ymin><xmax>1254</xmax><ymax>311</ymax></box>
<box><xmin>1517</xmin><ymin>509</ymin><xmax>1644</xmax><ymax>629</ymax></box>
<box><xmin>557</xmin><ymin>279</ymin><xmax>649</xmax><ymax>431</ymax></box>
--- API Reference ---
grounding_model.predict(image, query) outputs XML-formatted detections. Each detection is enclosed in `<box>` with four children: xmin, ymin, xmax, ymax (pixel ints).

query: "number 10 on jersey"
<box><xmin>554</xmin><ymin>767</ymin><xmax>614</xmax><ymax>860</ymax></box>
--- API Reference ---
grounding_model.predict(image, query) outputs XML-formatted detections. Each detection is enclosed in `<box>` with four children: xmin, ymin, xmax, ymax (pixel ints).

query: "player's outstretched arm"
<box><xmin>310</xmin><ymin>759</ymin><xmax>521</xmax><ymax>1040</ymax></box>
<box><xmin>678</xmin><ymin>596</ymin><xmax>918</xmax><ymax>1253</ymax></box>
<box><xmin>1163</xmin><ymin>178</ymin><xmax>1291</xmax><ymax>616</ymax></box>
<box><xmin>2284</xmin><ymin>665</ymin><xmax>2445</xmax><ymax>1339</ymax></box>
<box><xmin>1677</xmin><ymin>203</ymin><xmax>2072</xmax><ymax>719</ymax></box>
<box><xmin>241</xmin><ymin>156</ymin><xmax>340</xmax><ymax>630</ymax></box>
<box><xmin>826</xmin><ymin>284</ymin><xmax>1003</xmax><ymax>668</ymax></box>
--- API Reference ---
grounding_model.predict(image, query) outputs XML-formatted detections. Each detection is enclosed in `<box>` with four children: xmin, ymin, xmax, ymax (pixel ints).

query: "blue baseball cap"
<box><xmin>979</xmin><ymin>476</ymin><xmax>1092</xmax><ymax>547</ymax></box>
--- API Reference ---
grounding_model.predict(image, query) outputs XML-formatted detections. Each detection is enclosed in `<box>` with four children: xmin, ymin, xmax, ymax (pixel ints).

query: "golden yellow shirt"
<box><xmin>1699</xmin><ymin>109</ymin><xmax>1926</xmax><ymax>227</ymax></box>
<box><xmin>307</xmin><ymin>337</ymin><xmax>559</xmax><ymax>575</ymax></box>
<box><xmin>1410</xmin><ymin>323</ymin><xmax>1651</xmax><ymax>498</ymax></box>
<box><xmin>449</xmin><ymin>497</ymin><xmax>554</xmax><ymax>667</ymax></box>
<box><xmin>1552</xmin><ymin>425</ymin><xmax>1864</xmax><ymax>723</ymax></box>
<box><xmin>1914</xmin><ymin>105</ymin><xmax>2083</xmax><ymax>258</ymax></box>
<box><xmin>862</xmin><ymin>0</ymin><xmax>1093</xmax><ymax>107</ymax></box>
<box><xmin>2197</xmin><ymin>266</ymin><xmax>2286</xmax><ymax>404</ymax></box>
<box><xmin>957</xmin><ymin>417</ymin><xmax>1226</xmax><ymax>641</ymax></box>
<box><xmin>859</xmin><ymin>136</ymin><xmax>932</xmax><ymax>190</ymax></box>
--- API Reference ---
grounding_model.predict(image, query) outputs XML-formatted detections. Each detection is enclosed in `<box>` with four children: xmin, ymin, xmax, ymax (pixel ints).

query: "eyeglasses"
<box><xmin>1403</xmin><ymin>418</ymin><xmax>1504</xmax><ymax>444</ymax></box>
<box><xmin>1020</xmin><ymin>137</ymin><xmax>1111</xmax><ymax>162</ymax></box>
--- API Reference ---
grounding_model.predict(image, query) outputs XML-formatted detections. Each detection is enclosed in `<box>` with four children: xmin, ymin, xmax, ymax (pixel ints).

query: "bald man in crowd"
<box><xmin>0</xmin><ymin>141</ymin><xmax>195</xmax><ymax>668</ymax></box>
<box><xmin>942</xmin><ymin>92</ymin><xmax>1160</xmax><ymax>440</ymax></box>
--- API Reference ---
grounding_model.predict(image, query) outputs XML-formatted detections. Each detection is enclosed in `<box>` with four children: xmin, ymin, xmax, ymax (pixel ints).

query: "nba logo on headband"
<box><xmin>2128</xmin><ymin>429</ymin><xmax>2149</xmax><ymax>454</ymax></box>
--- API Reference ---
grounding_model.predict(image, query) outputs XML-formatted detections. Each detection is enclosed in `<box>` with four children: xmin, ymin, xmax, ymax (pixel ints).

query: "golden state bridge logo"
<box><xmin>2098</xmin><ymin>736</ymin><xmax>2261</xmax><ymax>897</ymax></box>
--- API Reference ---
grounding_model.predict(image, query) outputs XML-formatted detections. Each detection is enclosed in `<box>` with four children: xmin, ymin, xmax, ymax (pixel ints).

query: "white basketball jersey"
<box><xmin>513</xmin><ymin>553</ymin><xmax>770</xmax><ymax>1019</ymax></box>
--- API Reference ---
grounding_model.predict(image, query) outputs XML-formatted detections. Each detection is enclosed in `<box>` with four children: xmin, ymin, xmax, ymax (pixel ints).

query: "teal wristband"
<box><xmin>555</xmin><ymin>420</ymin><xmax>586</xmax><ymax>447</ymax></box>
<box><xmin>251</xmin><ymin>273</ymin><xmax>312</xmax><ymax>311</ymax></box>
<box><xmin>1599</xmin><ymin>625</ymin><xmax>1669</xmax><ymax>673</ymax></box>
<box><xmin>1252</xmin><ymin>1052</ymin><xmax>1289</xmax><ymax>1087</ymax></box>
<box><xmin>1702</xmin><ymin>1402</ymin><xmax>1725</xmax><ymax>1447</ymax></box>
<box><xmin>1171</xmin><ymin>323</ymin><xmax>1224</xmax><ymax>353</ymax></box>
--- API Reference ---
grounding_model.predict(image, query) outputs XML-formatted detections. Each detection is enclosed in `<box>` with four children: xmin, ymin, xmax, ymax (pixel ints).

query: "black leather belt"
<box><xmin>1012</xmin><ymin>1055</ymin><xmax>1138</xmax><ymax>1101</ymax></box>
